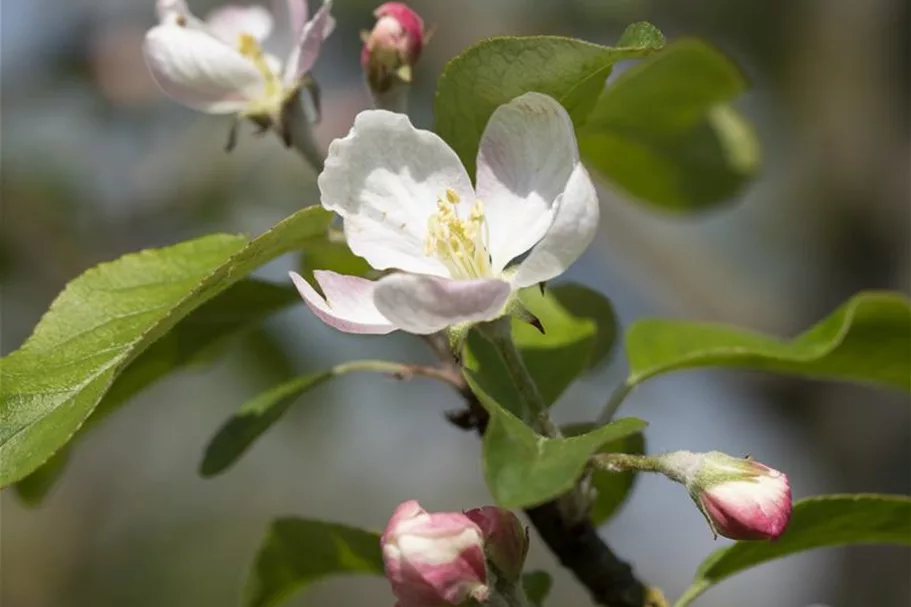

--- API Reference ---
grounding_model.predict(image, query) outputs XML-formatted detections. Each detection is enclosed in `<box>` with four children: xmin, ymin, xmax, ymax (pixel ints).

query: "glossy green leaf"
<box><xmin>14</xmin><ymin>279</ymin><xmax>299</xmax><ymax>504</ymax></box>
<box><xmin>0</xmin><ymin>206</ymin><xmax>333</xmax><ymax>487</ymax></box>
<box><xmin>549</xmin><ymin>284</ymin><xmax>618</xmax><ymax>370</ymax></box>
<box><xmin>466</xmin><ymin>365</ymin><xmax>646</xmax><ymax>509</ymax></box>
<box><xmin>245</xmin><ymin>518</ymin><xmax>384</xmax><ymax>607</ymax></box>
<box><xmin>676</xmin><ymin>494</ymin><xmax>911</xmax><ymax>607</ymax></box>
<box><xmin>580</xmin><ymin>39</ymin><xmax>758</xmax><ymax>211</ymax></box>
<box><xmin>626</xmin><ymin>291</ymin><xmax>911</xmax><ymax>392</ymax></box>
<box><xmin>201</xmin><ymin>371</ymin><xmax>333</xmax><ymax>476</ymax></box>
<box><xmin>463</xmin><ymin>286</ymin><xmax>597</xmax><ymax>414</ymax></box>
<box><xmin>565</xmin><ymin>423</ymin><xmax>646</xmax><ymax>525</ymax></box>
<box><xmin>522</xmin><ymin>570</ymin><xmax>553</xmax><ymax>607</ymax></box>
<box><xmin>434</xmin><ymin>23</ymin><xmax>665</xmax><ymax>175</ymax></box>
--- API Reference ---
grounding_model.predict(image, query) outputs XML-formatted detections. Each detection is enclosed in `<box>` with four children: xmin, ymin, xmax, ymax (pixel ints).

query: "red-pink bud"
<box><xmin>464</xmin><ymin>506</ymin><xmax>529</xmax><ymax>583</ymax></box>
<box><xmin>688</xmin><ymin>452</ymin><xmax>792</xmax><ymax>540</ymax></box>
<box><xmin>361</xmin><ymin>2</ymin><xmax>426</xmax><ymax>94</ymax></box>
<box><xmin>381</xmin><ymin>501</ymin><xmax>489</xmax><ymax>607</ymax></box>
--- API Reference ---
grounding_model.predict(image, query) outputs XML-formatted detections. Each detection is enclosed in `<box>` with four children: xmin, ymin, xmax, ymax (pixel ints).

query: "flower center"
<box><xmin>237</xmin><ymin>33</ymin><xmax>282</xmax><ymax>102</ymax></box>
<box><xmin>424</xmin><ymin>188</ymin><xmax>491</xmax><ymax>279</ymax></box>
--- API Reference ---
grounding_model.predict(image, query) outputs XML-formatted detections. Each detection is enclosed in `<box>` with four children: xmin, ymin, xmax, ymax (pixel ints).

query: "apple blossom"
<box><xmin>381</xmin><ymin>500</ymin><xmax>489</xmax><ymax>607</ymax></box>
<box><xmin>291</xmin><ymin>92</ymin><xmax>600</xmax><ymax>336</ymax></box>
<box><xmin>143</xmin><ymin>0</ymin><xmax>333</xmax><ymax>145</ymax></box>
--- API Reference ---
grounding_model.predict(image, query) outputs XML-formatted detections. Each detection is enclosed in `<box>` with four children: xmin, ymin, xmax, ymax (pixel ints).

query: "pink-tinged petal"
<box><xmin>289</xmin><ymin>271</ymin><xmax>396</xmax><ymax>334</ymax></box>
<box><xmin>373</xmin><ymin>274</ymin><xmax>510</xmax><ymax>334</ymax></box>
<box><xmin>283</xmin><ymin>0</ymin><xmax>333</xmax><ymax>84</ymax></box>
<box><xmin>476</xmin><ymin>92</ymin><xmax>581</xmax><ymax>272</ymax></box>
<box><xmin>205</xmin><ymin>4</ymin><xmax>274</xmax><ymax>44</ymax></box>
<box><xmin>512</xmin><ymin>162</ymin><xmax>599</xmax><ymax>288</ymax></box>
<box><xmin>284</xmin><ymin>0</ymin><xmax>309</xmax><ymax>37</ymax></box>
<box><xmin>143</xmin><ymin>24</ymin><xmax>265</xmax><ymax>113</ymax></box>
<box><xmin>319</xmin><ymin>110</ymin><xmax>473</xmax><ymax>276</ymax></box>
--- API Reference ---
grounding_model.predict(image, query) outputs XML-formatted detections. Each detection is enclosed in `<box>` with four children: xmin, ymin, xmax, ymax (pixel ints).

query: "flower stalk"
<box><xmin>477</xmin><ymin>319</ymin><xmax>560</xmax><ymax>439</ymax></box>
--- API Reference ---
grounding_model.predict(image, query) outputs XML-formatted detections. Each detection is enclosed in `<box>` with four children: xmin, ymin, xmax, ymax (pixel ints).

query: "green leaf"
<box><xmin>14</xmin><ymin>279</ymin><xmax>299</xmax><ymax>504</ymax></box>
<box><xmin>522</xmin><ymin>570</ymin><xmax>553</xmax><ymax>607</ymax></box>
<box><xmin>580</xmin><ymin>39</ymin><xmax>759</xmax><ymax>211</ymax></box>
<box><xmin>626</xmin><ymin>291</ymin><xmax>911</xmax><ymax>392</ymax></box>
<box><xmin>549</xmin><ymin>284</ymin><xmax>618</xmax><ymax>370</ymax></box>
<box><xmin>565</xmin><ymin>423</ymin><xmax>646</xmax><ymax>525</ymax></box>
<box><xmin>0</xmin><ymin>206</ymin><xmax>333</xmax><ymax>487</ymax></box>
<box><xmin>245</xmin><ymin>518</ymin><xmax>384</xmax><ymax>607</ymax></box>
<box><xmin>463</xmin><ymin>286</ymin><xmax>597</xmax><ymax>413</ymax></box>
<box><xmin>465</xmin><ymin>365</ymin><xmax>646</xmax><ymax>509</ymax></box>
<box><xmin>675</xmin><ymin>494</ymin><xmax>911</xmax><ymax>607</ymax></box>
<box><xmin>434</xmin><ymin>23</ymin><xmax>665</xmax><ymax>175</ymax></box>
<box><xmin>200</xmin><ymin>371</ymin><xmax>333</xmax><ymax>477</ymax></box>
<box><xmin>299</xmin><ymin>237</ymin><xmax>373</xmax><ymax>284</ymax></box>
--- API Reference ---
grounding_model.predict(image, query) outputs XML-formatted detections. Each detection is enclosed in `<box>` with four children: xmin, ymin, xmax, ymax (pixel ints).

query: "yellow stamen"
<box><xmin>424</xmin><ymin>189</ymin><xmax>492</xmax><ymax>279</ymax></box>
<box><xmin>237</xmin><ymin>33</ymin><xmax>281</xmax><ymax>101</ymax></box>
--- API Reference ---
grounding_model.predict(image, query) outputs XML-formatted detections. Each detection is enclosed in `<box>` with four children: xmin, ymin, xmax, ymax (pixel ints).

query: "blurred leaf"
<box><xmin>0</xmin><ymin>207</ymin><xmax>333</xmax><ymax>487</ymax></box>
<box><xmin>626</xmin><ymin>291</ymin><xmax>911</xmax><ymax>392</ymax></box>
<box><xmin>434</xmin><ymin>23</ymin><xmax>665</xmax><ymax>175</ymax></box>
<box><xmin>466</xmin><ymin>364</ymin><xmax>645</xmax><ymax>509</ymax></box>
<box><xmin>201</xmin><ymin>371</ymin><xmax>333</xmax><ymax>476</ymax></box>
<box><xmin>245</xmin><ymin>518</ymin><xmax>384</xmax><ymax>607</ymax></box>
<box><xmin>522</xmin><ymin>570</ymin><xmax>553</xmax><ymax>606</ymax></box>
<box><xmin>463</xmin><ymin>286</ymin><xmax>597</xmax><ymax>414</ymax></box>
<box><xmin>675</xmin><ymin>494</ymin><xmax>911</xmax><ymax>607</ymax></box>
<box><xmin>299</xmin><ymin>238</ymin><xmax>373</xmax><ymax>284</ymax></box>
<box><xmin>14</xmin><ymin>280</ymin><xmax>299</xmax><ymax>505</ymax></box>
<box><xmin>565</xmin><ymin>423</ymin><xmax>645</xmax><ymax>525</ymax></box>
<box><xmin>549</xmin><ymin>284</ymin><xmax>618</xmax><ymax>369</ymax></box>
<box><xmin>580</xmin><ymin>39</ymin><xmax>758</xmax><ymax>211</ymax></box>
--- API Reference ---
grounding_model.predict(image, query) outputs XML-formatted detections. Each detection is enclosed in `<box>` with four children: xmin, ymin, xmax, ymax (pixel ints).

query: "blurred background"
<box><xmin>2</xmin><ymin>0</ymin><xmax>909</xmax><ymax>605</ymax></box>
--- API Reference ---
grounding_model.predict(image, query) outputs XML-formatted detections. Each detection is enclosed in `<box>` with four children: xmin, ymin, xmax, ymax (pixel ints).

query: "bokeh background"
<box><xmin>2</xmin><ymin>0</ymin><xmax>909</xmax><ymax>605</ymax></box>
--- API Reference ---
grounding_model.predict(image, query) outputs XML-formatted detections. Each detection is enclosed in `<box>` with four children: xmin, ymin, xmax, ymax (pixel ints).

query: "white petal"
<box><xmin>143</xmin><ymin>24</ymin><xmax>265</xmax><ymax>113</ymax></box>
<box><xmin>373</xmin><ymin>274</ymin><xmax>511</xmax><ymax>334</ymax></box>
<box><xmin>283</xmin><ymin>0</ymin><xmax>333</xmax><ymax>84</ymax></box>
<box><xmin>156</xmin><ymin>0</ymin><xmax>190</xmax><ymax>22</ymax></box>
<box><xmin>205</xmin><ymin>5</ymin><xmax>274</xmax><ymax>44</ymax></box>
<box><xmin>512</xmin><ymin>163</ymin><xmax>599</xmax><ymax>288</ymax></box>
<box><xmin>290</xmin><ymin>271</ymin><xmax>396</xmax><ymax>334</ymax></box>
<box><xmin>476</xmin><ymin>92</ymin><xmax>580</xmax><ymax>273</ymax></box>
<box><xmin>319</xmin><ymin>110</ymin><xmax>474</xmax><ymax>276</ymax></box>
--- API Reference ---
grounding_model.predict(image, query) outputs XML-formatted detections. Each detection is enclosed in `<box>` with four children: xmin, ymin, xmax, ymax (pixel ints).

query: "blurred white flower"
<box><xmin>143</xmin><ymin>0</ymin><xmax>333</xmax><ymax>142</ymax></box>
<box><xmin>291</xmin><ymin>92</ymin><xmax>600</xmax><ymax>335</ymax></box>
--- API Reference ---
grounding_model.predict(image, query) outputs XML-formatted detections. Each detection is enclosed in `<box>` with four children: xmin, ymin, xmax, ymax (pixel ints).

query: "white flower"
<box><xmin>143</xmin><ymin>0</ymin><xmax>333</xmax><ymax>130</ymax></box>
<box><xmin>290</xmin><ymin>92</ymin><xmax>600</xmax><ymax>335</ymax></box>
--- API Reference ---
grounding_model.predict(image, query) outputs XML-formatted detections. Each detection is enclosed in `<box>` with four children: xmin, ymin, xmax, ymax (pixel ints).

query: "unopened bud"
<box><xmin>361</xmin><ymin>2</ymin><xmax>426</xmax><ymax>108</ymax></box>
<box><xmin>381</xmin><ymin>500</ymin><xmax>489</xmax><ymax>606</ymax></box>
<box><xmin>464</xmin><ymin>506</ymin><xmax>529</xmax><ymax>583</ymax></box>
<box><xmin>658</xmin><ymin>451</ymin><xmax>792</xmax><ymax>541</ymax></box>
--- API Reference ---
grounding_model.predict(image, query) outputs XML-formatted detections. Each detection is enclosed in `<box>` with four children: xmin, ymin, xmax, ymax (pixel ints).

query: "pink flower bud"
<box><xmin>690</xmin><ymin>452</ymin><xmax>792</xmax><ymax>541</ymax></box>
<box><xmin>464</xmin><ymin>506</ymin><xmax>529</xmax><ymax>583</ymax></box>
<box><xmin>381</xmin><ymin>500</ymin><xmax>489</xmax><ymax>607</ymax></box>
<box><xmin>361</xmin><ymin>2</ymin><xmax>426</xmax><ymax>94</ymax></box>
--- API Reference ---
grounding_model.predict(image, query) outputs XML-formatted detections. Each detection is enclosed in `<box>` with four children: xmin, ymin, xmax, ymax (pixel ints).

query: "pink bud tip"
<box><xmin>381</xmin><ymin>501</ymin><xmax>489</xmax><ymax>606</ymax></box>
<box><xmin>361</xmin><ymin>2</ymin><xmax>426</xmax><ymax>93</ymax></box>
<box><xmin>697</xmin><ymin>459</ymin><xmax>792</xmax><ymax>541</ymax></box>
